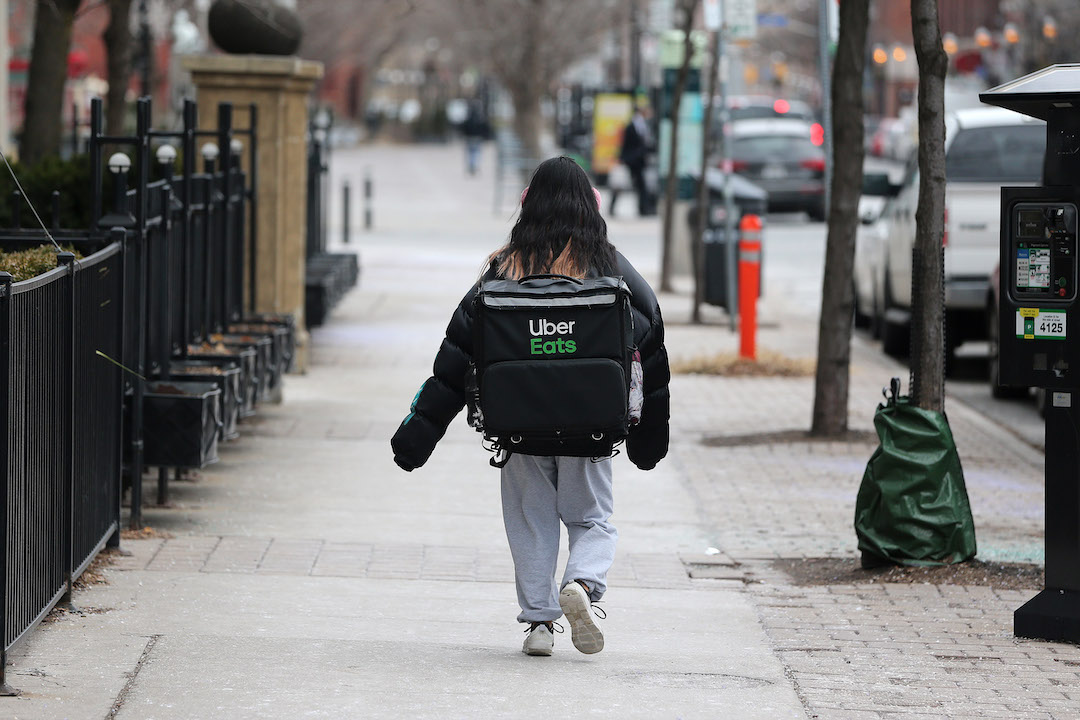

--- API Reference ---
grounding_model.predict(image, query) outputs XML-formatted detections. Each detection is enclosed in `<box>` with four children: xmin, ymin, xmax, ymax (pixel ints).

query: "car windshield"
<box><xmin>946</xmin><ymin>124</ymin><xmax>1045</xmax><ymax>182</ymax></box>
<box><xmin>733</xmin><ymin>135</ymin><xmax>819</xmax><ymax>160</ymax></box>
<box><xmin>731</xmin><ymin>106</ymin><xmax>814</xmax><ymax>122</ymax></box>
<box><xmin>862</xmin><ymin>173</ymin><xmax>893</xmax><ymax>196</ymax></box>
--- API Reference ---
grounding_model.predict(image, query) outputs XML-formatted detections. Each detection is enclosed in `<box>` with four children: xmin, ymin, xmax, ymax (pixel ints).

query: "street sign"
<box><xmin>704</xmin><ymin>0</ymin><xmax>722</xmax><ymax>31</ymax></box>
<box><xmin>727</xmin><ymin>0</ymin><xmax>757</xmax><ymax>40</ymax></box>
<box><xmin>757</xmin><ymin>12</ymin><xmax>787</xmax><ymax>28</ymax></box>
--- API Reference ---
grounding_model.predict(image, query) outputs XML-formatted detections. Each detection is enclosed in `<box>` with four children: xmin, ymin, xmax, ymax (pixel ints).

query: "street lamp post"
<box><xmin>139</xmin><ymin>0</ymin><xmax>151</xmax><ymax>98</ymax></box>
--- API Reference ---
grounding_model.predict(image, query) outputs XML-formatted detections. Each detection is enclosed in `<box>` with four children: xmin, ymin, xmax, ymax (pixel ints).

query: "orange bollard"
<box><xmin>738</xmin><ymin>214</ymin><xmax>762</xmax><ymax>360</ymax></box>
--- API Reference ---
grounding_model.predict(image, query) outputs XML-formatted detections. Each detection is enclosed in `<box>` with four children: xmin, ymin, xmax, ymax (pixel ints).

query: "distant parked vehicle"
<box><xmin>868</xmin><ymin>116</ymin><xmax>916</xmax><ymax>162</ymax></box>
<box><xmin>725</xmin><ymin>118</ymin><xmax>827</xmax><ymax>220</ymax></box>
<box><xmin>877</xmin><ymin>107</ymin><xmax>1046</xmax><ymax>364</ymax></box>
<box><xmin>853</xmin><ymin>162</ymin><xmax>904</xmax><ymax>336</ymax></box>
<box><xmin>724</xmin><ymin>95</ymin><xmax>817</xmax><ymax>123</ymax></box>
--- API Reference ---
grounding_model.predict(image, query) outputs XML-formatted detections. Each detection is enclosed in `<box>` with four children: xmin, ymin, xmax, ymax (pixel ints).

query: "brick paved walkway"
<box><xmin>662</xmin><ymin>289</ymin><xmax>1075</xmax><ymax>718</ymax></box>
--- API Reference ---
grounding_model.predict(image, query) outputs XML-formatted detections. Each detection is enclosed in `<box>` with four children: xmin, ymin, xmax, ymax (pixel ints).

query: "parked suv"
<box><xmin>727</xmin><ymin>118</ymin><xmax>827</xmax><ymax>220</ymax></box>
<box><xmin>877</xmin><ymin>107</ymin><xmax>1045</xmax><ymax>362</ymax></box>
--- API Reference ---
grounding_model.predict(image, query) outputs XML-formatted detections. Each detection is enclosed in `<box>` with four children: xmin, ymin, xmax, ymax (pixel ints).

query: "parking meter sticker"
<box><xmin>1053</xmin><ymin>392</ymin><xmax>1072</xmax><ymax>408</ymax></box>
<box><xmin>1015</xmin><ymin>308</ymin><xmax>1066</xmax><ymax>340</ymax></box>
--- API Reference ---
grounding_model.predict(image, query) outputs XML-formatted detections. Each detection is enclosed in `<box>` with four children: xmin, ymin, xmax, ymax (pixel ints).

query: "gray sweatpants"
<box><xmin>500</xmin><ymin>454</ymin><xmax>617</xmax><ymax>623</ymax></box>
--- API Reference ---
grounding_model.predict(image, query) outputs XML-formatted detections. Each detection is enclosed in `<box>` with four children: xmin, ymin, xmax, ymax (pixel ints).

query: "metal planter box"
<box><xmin>215</xmin><ymin>334</ymin><xmax>274</xmax><ymax>404</ymax></box>
<box><xmin>143</xmin><ymin>380</ymin><xmax>221</xmax><ymax>469</ymax></box>
<box><xmin>231</xmin><ymin>320</ymin><xmax>294</xmax><ymax>377</ymax></box>
<box><xmin>169</xmin><ymin>360</ymin><xmax>242</xmax><ymax>441</ymax></box>
<box><xmin>187</xmin><ymin>346</ymin><xmax>259</xmax><ymax>417</ymax></box>
<box><xmin>226</xmin><ymin>324</ymin><xmax>289</xmax><ymax>404</ymax></box>
<box><xmin>241</xmin><ymin>313</ymin><xmax>297</xmax><ymax>373</ymax></box>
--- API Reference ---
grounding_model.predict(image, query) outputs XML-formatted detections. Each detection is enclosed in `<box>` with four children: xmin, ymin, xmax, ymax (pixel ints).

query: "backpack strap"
<box><xmin>490</xmin><ymin>447</ymin><xmax>512</xmax><ymax>468</ymax></box>
<box><xmin>519</xmin><ymin>274</ymin><xmax>585</xmax><ymax>285</ymax></box>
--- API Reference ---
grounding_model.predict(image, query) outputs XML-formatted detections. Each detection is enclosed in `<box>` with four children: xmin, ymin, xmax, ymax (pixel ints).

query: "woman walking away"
<box><xmin>391</xmin><ymin>157</ymin><xmax>670</xmax><ymax>656</ymax></box>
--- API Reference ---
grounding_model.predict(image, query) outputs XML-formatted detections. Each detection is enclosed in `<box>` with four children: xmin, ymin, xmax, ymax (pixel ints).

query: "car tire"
<box><xmin>988</xmin><ymin>298</ymin><xmax>1028</xmax><ymax>399</ymax></box>
<box><xmin>853</xmin><ymin>282</ymin><xmax>871</xmax><ymax>329</ymax></box>
<box><xmin>870</xmin><ymin>281</ymin><xmax>883</xmax><ymax>340</ymax></box>
<box><xmin>880</xmin><ymin>270</ymin><xmax>909</xmax><ymax>358</ymax></box>
<box><xmin>1035</xmin><ymin>388</ymin><xmax>1048</xmax><ymax>418</ymax></box>
<box><xmin>881</xmin><ymin>315</ymin><xmax>909</xmax><ymax>358</ymax></box>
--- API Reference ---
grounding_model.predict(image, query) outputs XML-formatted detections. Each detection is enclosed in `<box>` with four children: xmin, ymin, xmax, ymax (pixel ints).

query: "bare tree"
<box><xmin>1015</xmin><ymin>0</ymin><xmax>1079</xmax><ymax>75</ymax></box>
<box><xmin>297</xmin><ymin>0</ymin><xmax>416</xmax><ymax>120</ymax></box>
<box><xmin>908</xmin><ymin>0</ymin><xmax>948</xmax><ymax>412</ymax></box>
<box><xmin>22</xmin><ymin>0</ymin><xmax>84</xmax><ymax>164</ymax></box>
<box><xmin>449</xmin><ymin>0</ymin><xmax>618</xmax><ymax>162</ymax></box>
<box><xmin>104</xmin><ymin>0</ymin><xmax>134</xmax><ymax>138</ymax></box>
<box><xmin>659</xmin><ymin>0</ymin><xmax>699</xmax><ymax>294</ymax></box>
<box><xmin>691</xmin><ymin>28</ymin><xmax>719</xmax><ymax>323</ymax></box>
<box><xmin>809</xmin><ymin>0</ymin><xmax>869</xmax><ymax>436</ymax></box>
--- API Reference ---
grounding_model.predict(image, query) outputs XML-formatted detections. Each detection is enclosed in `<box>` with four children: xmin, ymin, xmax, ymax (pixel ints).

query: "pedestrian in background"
<box><xmin>391</xmin><ymin>157</ymin><xmax>670</xmax><ymax>657</ymax></box>
<box><xmin>462</xmin><ymin>101</ymin><xmax>490</xmax><ymax>176</ymax></box>
<box><xmin>619</xmin><ymin>105</ymin><xmax>655</xmax><ymax>216</ymax></box>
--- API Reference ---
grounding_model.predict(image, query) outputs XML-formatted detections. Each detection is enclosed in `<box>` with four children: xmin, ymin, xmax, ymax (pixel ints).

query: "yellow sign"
<box><xmin>1019</xmin><ymin>308</ymin><xmax>1040</xmax><ymax>318</ymax></box>
<box><xmin>592</xmin><ymin>94</ymin><xmax>634</xmax><ymax>176</ymax></box>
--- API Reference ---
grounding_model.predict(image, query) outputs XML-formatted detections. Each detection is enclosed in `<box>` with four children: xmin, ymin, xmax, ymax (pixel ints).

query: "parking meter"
<box><xmin>998</xmin><ymin>196</ymin><xmax>1079</xmax><ymax>387</ymax></box>
<box><xmin>982</xmin><ymin>64</ymin><xmax>1080</xmax><ymax>643</ymax></box>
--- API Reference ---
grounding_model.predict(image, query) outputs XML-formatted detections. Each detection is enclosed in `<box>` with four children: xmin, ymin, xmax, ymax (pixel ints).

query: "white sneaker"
<box><xmin>522</xmin><ymin>622</ymin><xmax>554</xmax><ymax>656</ymax></box>
<box><xmin>559</xmin><ymin>581</ymin><xmax>604</xmax><ymax>654</ymax></box>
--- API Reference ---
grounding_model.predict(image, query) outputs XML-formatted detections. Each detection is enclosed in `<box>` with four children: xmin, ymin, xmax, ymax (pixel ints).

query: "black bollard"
<box><xmin>364</xmin><ymin>168</ymin><xmax>373</xmax><ymax>230</ymax></box>
<box><xmin>343</xmin><ymin>180</ymin><xmax>351</xmax><ymax>245</ymax></box>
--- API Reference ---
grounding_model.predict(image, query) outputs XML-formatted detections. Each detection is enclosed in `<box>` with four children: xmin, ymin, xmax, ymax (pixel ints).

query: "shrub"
<box><xmin>0</xmin><ymin>154</ymin><xmax>115</xmax><ymax>230</ymax></box>
<box><xmin>0</xmin><ymin>244</ymin><xmax>84</xmax><ymax>282</ymax></box>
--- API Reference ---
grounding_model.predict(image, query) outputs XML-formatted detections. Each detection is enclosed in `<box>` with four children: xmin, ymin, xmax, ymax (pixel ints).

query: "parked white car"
<box><xmin>873</xmin><ymin>107</ymin><xmax>1045</xmax><ymax>362</ymax></box>
<box><xmin>853</xmin><ymin>162</ymin><xmax>904</xmax><ymax>336</ymax></box>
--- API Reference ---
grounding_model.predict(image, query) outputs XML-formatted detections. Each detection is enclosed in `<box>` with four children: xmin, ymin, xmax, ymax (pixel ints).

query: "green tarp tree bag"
<box><xmin>855</xmin><ymin>377</ymin><xmax>977</xmax><ymax>568</ymax></box>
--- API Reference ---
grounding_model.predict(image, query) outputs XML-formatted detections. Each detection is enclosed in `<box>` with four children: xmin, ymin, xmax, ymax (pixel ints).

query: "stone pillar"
<box><xmin>182</xmin><ymin>55</ymin><xmax>323</xmax><ymax>371</ymax></box>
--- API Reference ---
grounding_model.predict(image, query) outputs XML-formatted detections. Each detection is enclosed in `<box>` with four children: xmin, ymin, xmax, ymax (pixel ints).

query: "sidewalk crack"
<box><xmin>199</xmin><ymin>536</ymin><xmax>225</xmax><ymax>572</ymax></box>
<box><xmin>105</xmin><ymin>634</ymin><xmax>162</xmax><ymax>719</ymax></box>
<box><xmin>256</xmin><ymin>537</ymin><xmax>275</xmax><ymax>570</ymax></box>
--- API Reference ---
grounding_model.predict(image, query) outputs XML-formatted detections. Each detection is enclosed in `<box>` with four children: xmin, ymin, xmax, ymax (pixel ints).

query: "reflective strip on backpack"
<box><xmin>482</xmin><ymin>293</ymin><xmax>618</xmax><ymax>308</ymax></box>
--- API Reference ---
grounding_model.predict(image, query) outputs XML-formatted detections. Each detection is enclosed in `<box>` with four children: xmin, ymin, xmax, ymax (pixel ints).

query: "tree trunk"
<box><xmin>21</xmin><ymin>0</ymin><xmax>82</xmax><ymax>165</ymax></box>
<box><xmin>810</xmin><ymin>0</ymin><xmax>869</xmax><ymax>436</ymax></box>
<box><xmin>692</xmin><ymin>30</ymin><xmax>720</xmax><ymax>324</ymax></box>
<box><xmin>659</xmin><ymin>0</ymin><xmax>698</xmax><ymax>294</ymax></box>
<box><xmin>508</xmin><ymin>0</ymin><xmax>545</xmax><ymax>166</ymax></box>
<box><xmin>104</xmin><ymin>0</ymin><xmax>135</xmax><ymax>139</ymax></box>
<box><xmin>510</xmin><ymin>85</ymin><xmax>543</xmax><ymax>168</ymax></box>
<box><xmin>909</xmin><ymin>0</ymin><xmax>948</xmax><ymax>412</ymax></box>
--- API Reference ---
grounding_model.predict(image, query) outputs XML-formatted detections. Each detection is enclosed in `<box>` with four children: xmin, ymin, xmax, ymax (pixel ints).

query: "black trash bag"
<box><xmin>855</xmin><ymin>378</ymin><xmax>977</xmax><ymax>568</ymax></box>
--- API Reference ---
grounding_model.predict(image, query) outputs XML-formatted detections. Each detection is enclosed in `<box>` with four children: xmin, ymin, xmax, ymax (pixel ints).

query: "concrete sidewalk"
<box><xmin>6</xmin><ymin>142</ymin><xmax>1077</xmax><ymax>719</ymax></box>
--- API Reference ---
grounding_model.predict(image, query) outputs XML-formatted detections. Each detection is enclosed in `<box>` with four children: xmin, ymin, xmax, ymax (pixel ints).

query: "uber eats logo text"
<box><xmin>529</xmin><ymin>318</ymin><xmax>577</xmax><ymax>355</ymax></box>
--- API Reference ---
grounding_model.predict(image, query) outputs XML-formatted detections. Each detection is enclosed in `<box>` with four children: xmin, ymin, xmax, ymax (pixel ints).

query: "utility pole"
<box><xmin>139</xmin><ymin>0</ymin><xmax>151</xmax><ymax>98</ymax></box>
<box><xmin>818</xmin><ymin>0</ymin><xmax>834</xmax><ymax>215</ymax></box>
<box><xmin>718</xmin><ymin>7</ymin><xmax>737</xmax><ymax>332</ymax></box>
<box><xmin>630</xmin><ymin>0</ymin><xmax>642</xmax><ymax>89</ymax></box>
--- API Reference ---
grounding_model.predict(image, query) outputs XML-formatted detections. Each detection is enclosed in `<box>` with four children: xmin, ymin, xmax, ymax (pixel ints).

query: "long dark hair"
<box><xmin>491</xmin><ymin>156</ymin><xmax>616</xmax><ymax>280</ymax></box>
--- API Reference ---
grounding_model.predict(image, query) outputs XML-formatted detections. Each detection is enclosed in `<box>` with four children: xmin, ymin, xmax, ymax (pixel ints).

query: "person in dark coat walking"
<box><xmin>391</xmin><ymin>157</ymin><xmax>670</xmax><ymax>657</ymax></box>
<box><xmin>462</xmin><ymin>101</ymin><xmax>490</xmax><ymax>175</ymax></box>
<box><xmin>618</xmin><ymin>106</ymin><xmax>655</xmax><ymax>216</ymax></box>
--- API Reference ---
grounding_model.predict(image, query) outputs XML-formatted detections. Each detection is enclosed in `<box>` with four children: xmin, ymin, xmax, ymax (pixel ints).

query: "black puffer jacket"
<box><xmin>391</xmin><ymin>251</ymin><xmax>670</xmax><ymax>471</ymax></box>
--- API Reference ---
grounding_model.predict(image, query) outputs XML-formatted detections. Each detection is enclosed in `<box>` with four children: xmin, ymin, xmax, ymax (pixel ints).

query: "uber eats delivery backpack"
<box><xmin>469</xmin><ymin>274</ymin><xmax>642</xmax><ymax>466</ymax></box>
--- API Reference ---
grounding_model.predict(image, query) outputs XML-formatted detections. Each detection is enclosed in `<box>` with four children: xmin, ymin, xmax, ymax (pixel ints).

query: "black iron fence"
<box><xmin>0</xmin><ymin>241</ymin><xmax>123</xmax><ymax>690</ymax></box>
<box><xmin>0</xmin><ymin>91</ymin><xmax>337</xmax><ymax>688</ymax></box>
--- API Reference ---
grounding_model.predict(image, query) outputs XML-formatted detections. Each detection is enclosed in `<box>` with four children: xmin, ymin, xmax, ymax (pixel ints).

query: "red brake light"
<box><xmin>800</xmin><ymin>158</ymin><xmax>826</xmax><ymax>172</ymax></box>
<box><xmin>810</xmin><ymin>123</ymin><xmax>825</xmax><ymax>146</ymax></box>
<box><xmin>773</xmin><ymin>99</ymin><xmax>790</xmax><ymax>114</ymax></box>
<box><xmin>731</xmin><ymin>160</ymin><xmax>749</xmax><ymax>172</ymax></box>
